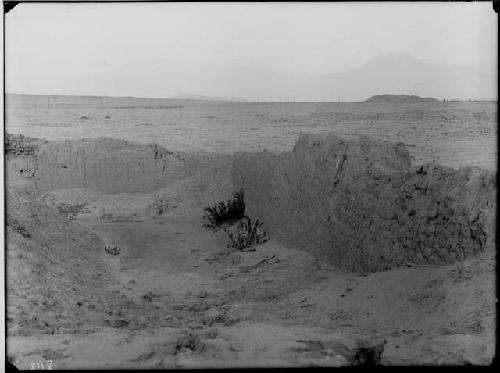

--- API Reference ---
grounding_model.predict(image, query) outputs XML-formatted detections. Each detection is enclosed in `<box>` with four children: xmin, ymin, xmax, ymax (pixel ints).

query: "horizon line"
<box><xmin>5</xmin><ymin>92</ymin><xmax>498</xmax><ymax>103</ymax></box>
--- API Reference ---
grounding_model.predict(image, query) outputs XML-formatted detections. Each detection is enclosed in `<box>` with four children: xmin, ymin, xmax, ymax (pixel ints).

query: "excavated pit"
<box><xmin>7</xmin><ymin>132</ymin><xmax>496</xmax><ymax>273</ymax></box>
<box><xmin>5</xmin><ymin>132</ymin><xmax>497</xmax><ymax>367</ymax></box>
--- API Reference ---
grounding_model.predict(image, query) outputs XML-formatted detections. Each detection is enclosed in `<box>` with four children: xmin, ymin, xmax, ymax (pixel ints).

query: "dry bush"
<box><xmin>104</xmin><ymin>245</ymin><xmax>120</xmax><ymax>256</ymax></box>
<box><xmin>6</xmin><ymin>216</ymin><xmax>31</xmax><ymax>238</ymax></box>
<box><xmin>350</xmin><ymin>339</ymin><xmax>387</xmax><ymax>366</ymax></box>
<box><xmin>152</xmin><ymin>193</ymin><xmax>169</xmax><ymax>215</ymax></box>
<box><xmin>226</xmin><ymin>216</ymin><xmax>269</xmax><ymax>251</ymax></box>
<box><xmin>203</xmin><ymin>190</ymin><xmax>245</xmax><ymax>229</ymax></box>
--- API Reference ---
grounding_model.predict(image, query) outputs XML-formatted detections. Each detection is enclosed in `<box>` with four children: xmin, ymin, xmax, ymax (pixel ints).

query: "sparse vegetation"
<box><xmin>202</xmin><ymin>191</ymin><xmax>270</xmax><ymax>250</ymax></box>
<box><xmin>175</xmin><ymin>332</ymin><xmax>205</xmax><ymax>355</ymax></box>
<box><xmin>226</xmin><ymin>216</ymin><xmax>269</xmax><ymax>252</ymax></box>
<box><xmin>152</xmin><ymin>194</ymin><xmax>169</xmax><ymax>215</ymax></box>
<box><xmin>350</xmin><ymin>339</ymin><xmax>387</xmax><ymax>366</ymax></box>
<box><xmin>6</xmin><ymin>216</ymin><xmax>31</xmax><ymax>238</ymax></box>
<box><xmin>203</xmin><ymin>190</ymin><xmax>245</xmax><ymax>229</ymax></box>
<box><xmin>104</xmin><ymin>245</ymin><xmax>120</xmax><ymax>256</ymax></box>
<box><xmin>56</xmin><ymin>203</ymin><xmax>89</xmax><ymax>220</ymax></box>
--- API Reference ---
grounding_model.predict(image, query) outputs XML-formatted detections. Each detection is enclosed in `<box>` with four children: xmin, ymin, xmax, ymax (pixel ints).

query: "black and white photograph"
<box><xmin>2</xmin><ymin>0</ymin><xmax>498</xmax><ymax>368</ymax></box>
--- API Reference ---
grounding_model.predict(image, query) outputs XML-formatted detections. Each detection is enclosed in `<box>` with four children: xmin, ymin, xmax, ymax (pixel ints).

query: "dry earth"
<box><xmin>5</xmin><ymin>135</ymin><xmax>496</xmax><ymax>368</ymax></box>
<box><xmin>6</xmin><ymin>96</ymin><xmax>497</xmax><ymax>170</ymax></box>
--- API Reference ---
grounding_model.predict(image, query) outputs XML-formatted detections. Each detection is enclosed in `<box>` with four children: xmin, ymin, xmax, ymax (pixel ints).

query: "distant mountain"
<box><xmin>364</xmin><ymin>94</ymin><xmax>440</xmax><ymax>104</ymax></box>
<box><xmin>168</xmin><ymin>53</ymin><xmax>496</xmax><ymax>102</ymax></box>
<box><xmin>9</xmin><ymin>52</ymin><xmax>496</xmax><ymax>102</ymax></box>
<box><xmin>170</xmin><ymin>94</ymin><xmax>248</xmax><ymax>102</ymax></box>
<box><xmin>294</xmin><ymin>52</ymin><xmax>496</xmax><ymax>102</ymax></box>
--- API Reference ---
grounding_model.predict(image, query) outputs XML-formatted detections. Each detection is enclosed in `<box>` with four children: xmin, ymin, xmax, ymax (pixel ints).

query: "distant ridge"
<box><xmin>6</xmin><ymin>50</ymin><xmax>497</xmax><ymax>102</ymax></box>
<box><xmin>364</xmin><ymin>94</ymin><xmax>440</xmax><ymax>104</ymax></box>
<box><xmin>170</xmin><ymin>94</ymin><xmax>248</xmax><ymax>102</ymax></box>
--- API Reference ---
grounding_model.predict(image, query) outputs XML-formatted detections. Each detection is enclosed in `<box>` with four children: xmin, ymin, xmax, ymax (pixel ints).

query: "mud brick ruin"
<box><xmin>5</xmin><ymin>133</ymin><xmax>40</xmax><ymax>177</ymax></box>
<box><xmin>5</xmin><ymin>133</ymin><xmax>39</xmax><ymax>156</ymax></box>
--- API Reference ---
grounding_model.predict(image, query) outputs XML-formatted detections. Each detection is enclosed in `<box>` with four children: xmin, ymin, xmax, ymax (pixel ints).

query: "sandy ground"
<box><xmin>6</xmin><ymin>160</ymin><xmax>496</xmax><ymax>368</ymax></box>
<box><xmin>6</xmin><ymin>97</ymin><xmax>497</xmax><ymax>170</ymax></box>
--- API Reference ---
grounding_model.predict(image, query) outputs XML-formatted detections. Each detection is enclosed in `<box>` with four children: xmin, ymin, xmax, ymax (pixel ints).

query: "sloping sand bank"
<box><xmin>5</xmin><ymin>132</ymin><xmax>496</xmax><ymax>367</ymax></box>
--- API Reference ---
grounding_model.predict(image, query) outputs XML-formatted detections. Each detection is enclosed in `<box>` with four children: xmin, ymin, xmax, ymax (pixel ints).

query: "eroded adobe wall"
<box><xmin>4</xmin><ymin>133</ymin><xmax>46</xmax><ymax>179</ymax></box>
<box><xmin>232</xmin><ymin>133</ymin><xmax>496</xmax><ymax>272</ymax></box>
<box><xmin>4</xmin><ymin>133</ymin><xmax>40</xmax><ymax>156</ymax></box>
<box><xmin>33</xmin><ymin>138</ymin><xmax>224</xmax><ymax>194</ymax></box>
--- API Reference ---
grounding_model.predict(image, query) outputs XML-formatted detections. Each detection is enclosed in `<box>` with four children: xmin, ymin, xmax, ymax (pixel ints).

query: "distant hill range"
<box><xmin>170</xmin><ymin>94</ymin><xmax>248</xmax><ymax>102</ymax></box>
<box><xmin>293</xmin><ymin>52</ymin><xmax>496</xmax><ymax>102</ymax></box>
<box><xmin>7</xmin><ymin>53</ymin><xmax>496</xmax><ymax>102</ymax></box>
<box><xmin>364</xmin><ymin>94</ymin><xmax>440</xmax><ymax>104</ymax></box>
<box><xmin>169</xmin><ymin>52</ymin><xmax>496</xmax><ymax>102</ymax></box>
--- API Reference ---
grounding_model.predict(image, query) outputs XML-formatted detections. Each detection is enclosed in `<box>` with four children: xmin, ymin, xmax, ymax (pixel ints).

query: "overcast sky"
<box><xmin>5</xmin><ymin>2</ymin><xmax>497</xmax><ymax>98</ymax></box>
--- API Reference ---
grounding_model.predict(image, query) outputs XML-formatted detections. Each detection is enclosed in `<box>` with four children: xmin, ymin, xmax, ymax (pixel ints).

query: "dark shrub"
<box><xmin>152</xmin><ymin>194</ymin><xmax>168</xmax><ymax>215</ymax></box>
<box><xmin>104</xmin><ymin>245</ymin><xmax>120</xmax><ymax>256</ymax></box>
<box><xmin>226</xmin><ymin>216</ymin><xmax>269</xmax><ymax>251</ymax></box>
<box><xmin>350</xmin><ymin>339</ymin><xmax>387</xmax><ymax>366</ymax></box>
<box><xmin>6</xmin><ymin>216</ymin><xmax>31</xmax><ymax>238</ymax></box>
<box><xmin>175</xmin><ymin>332</ymin><xmax>205</xmax><ymax>354</ymax></box>
<box><xmin>203</xmin><ymin>190</ymin><xmax>245</xmax><ymax>229</ymax></box>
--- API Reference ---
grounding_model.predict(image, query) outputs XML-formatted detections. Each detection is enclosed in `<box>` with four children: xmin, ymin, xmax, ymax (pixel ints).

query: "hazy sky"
<box><xmin>5</xmin><ymin>2</ymin><xmax>497</xmax><ymax>98</ymax></box>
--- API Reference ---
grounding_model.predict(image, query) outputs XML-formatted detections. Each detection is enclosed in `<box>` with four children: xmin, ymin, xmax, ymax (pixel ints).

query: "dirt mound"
<box><xmin>4</xmin><ymin>185</ymin><xmax>177</xmax><ymax>337</ymax></box>
<box><xmin>232</xmin><ymin>133</ymin><xmax>496</xmax><ymax>272</ymax></box>
<box><xmin>6</xmin><ymin>186</ymin><xmax>108</xmax><ymax>336</ymax></box>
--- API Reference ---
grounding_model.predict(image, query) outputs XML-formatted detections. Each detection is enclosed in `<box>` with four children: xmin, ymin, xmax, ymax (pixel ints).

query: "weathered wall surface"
<box><xmin>4</xmin><ymin>133</ymin><xmax>40</xmax><ymax>156</ymax></box>
<box><xmin>232</xmin><ymin>133</ymin><xmax>496</xmax><ymax>272</ymax></box>
<box><xmin>5</xmin><ymin>134</ymin><xmax>47</xmax><ymax>180</ymax></box>
<box><xmin>33</xmin><ymin>138</ymin><xmax>227</xmax><ymax>193</ymax></box>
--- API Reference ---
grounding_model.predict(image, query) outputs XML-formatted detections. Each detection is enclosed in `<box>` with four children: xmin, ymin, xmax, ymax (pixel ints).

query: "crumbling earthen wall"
<box><xmin>232</xmin><ymin>133</ymin><xmax>496</xmax><ymax>272</ymax></box>
<box><xmin>4</xmin><ymin>133</ymin><xmax>39</xmax><ymax>156</ymax></box>
<box><xmin>34</xmin><ymin>138</ymin><xmax>225</xmax><ymax>193</ymax></box>
<box><xmin>4</xmin><ymin>133</ymin><xmax>44</xmax><ymax>179</ymax></box>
